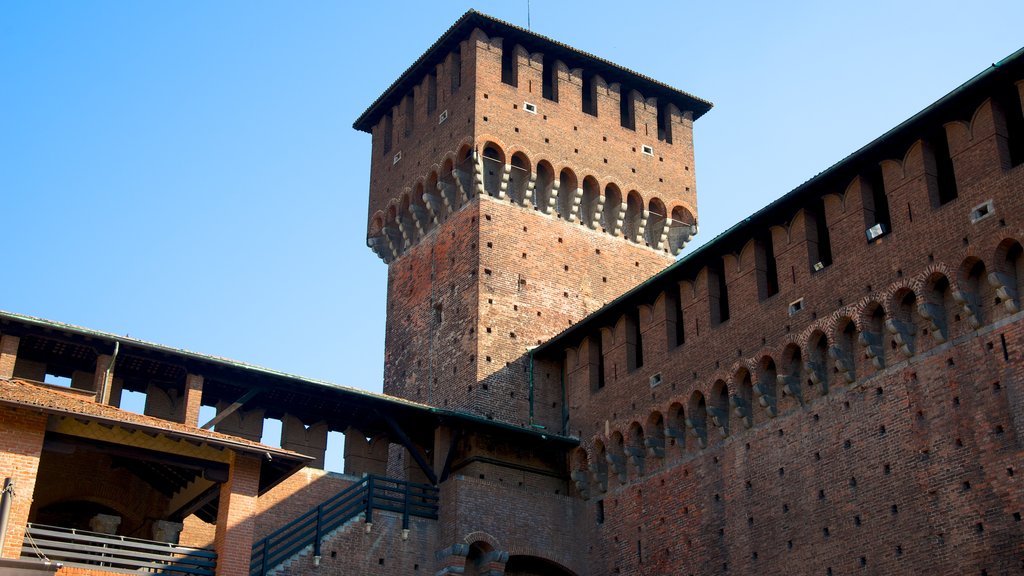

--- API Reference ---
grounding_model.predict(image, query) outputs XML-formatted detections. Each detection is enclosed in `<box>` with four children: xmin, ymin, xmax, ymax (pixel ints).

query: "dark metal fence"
<box><xmin>22</xmin><ymin>523</ymin><xmax>216</xmax><ymax>575</ymax></box>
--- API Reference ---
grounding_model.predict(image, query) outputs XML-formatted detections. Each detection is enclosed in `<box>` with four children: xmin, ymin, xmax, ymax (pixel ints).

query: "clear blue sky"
<box><xmin>3</xmin><ymin>2</ymin><xmax>1022</xmax><ymax>401</ymax></box>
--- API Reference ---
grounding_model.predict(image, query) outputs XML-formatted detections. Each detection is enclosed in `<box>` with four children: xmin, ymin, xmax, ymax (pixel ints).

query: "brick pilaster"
<box><xmin>214</xmin><ymin>452</ymin><xmax>260</xmax><ymax>576</ymax></box>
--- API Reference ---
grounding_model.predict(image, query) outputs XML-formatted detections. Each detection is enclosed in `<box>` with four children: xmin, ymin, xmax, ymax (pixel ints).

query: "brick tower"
<box><xmin>354</xmin><ymin>11</ymin><xmax>712</xmax><ymax>429</ymax></box>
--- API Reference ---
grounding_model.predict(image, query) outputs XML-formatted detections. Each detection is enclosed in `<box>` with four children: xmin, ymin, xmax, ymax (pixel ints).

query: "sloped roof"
<box><xmin>353</xmin><ymin>9</ymin><xmax>713</xmax><ymax>132</ymax></box>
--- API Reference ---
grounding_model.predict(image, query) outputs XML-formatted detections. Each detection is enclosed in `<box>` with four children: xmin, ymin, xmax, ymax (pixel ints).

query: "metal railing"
<box><xmin>249</xmin><ymin>475</ymin><xmax>438</xmax><ymax>576</ymax></box>
<box><xmin>22</xmin><ymin>523</ymin><xmax>216</xmax><ymax>575</ymax></box>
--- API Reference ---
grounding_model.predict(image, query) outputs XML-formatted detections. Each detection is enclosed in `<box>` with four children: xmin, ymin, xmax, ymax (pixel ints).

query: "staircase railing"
<box><xmin>250</xmin><ymin>475</ymin><xmax>438</xmax><ymax>576</ymax></box>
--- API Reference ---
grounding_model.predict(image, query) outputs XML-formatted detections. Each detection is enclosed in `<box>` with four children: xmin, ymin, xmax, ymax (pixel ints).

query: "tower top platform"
<box><xmin>353</xmin><ymin>9</ymin><xmax>713</xmax><ymax>133</ymax></box>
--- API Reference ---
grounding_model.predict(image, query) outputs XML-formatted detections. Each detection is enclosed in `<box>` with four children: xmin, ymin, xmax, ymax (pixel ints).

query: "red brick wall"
<box><xmin>0</xmin><ymin>407</ymin><xmax>46</xmax><ymax>559</ymax></box>
<box><xmin>549</xmin><ymin>91</ymin><xmax>1024</xmax><ymax>575</ymax></box>
<box><xmin>213</xmin><ymin>453</ymin><xmax>260</xmax><ymax>576</ymax></box>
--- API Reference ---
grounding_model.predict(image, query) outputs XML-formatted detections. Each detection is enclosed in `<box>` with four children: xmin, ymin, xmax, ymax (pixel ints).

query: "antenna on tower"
<box><xmin>527</xmin><ymin>0</ymin><xmax>531</xmax><ymax>30</ymax></box>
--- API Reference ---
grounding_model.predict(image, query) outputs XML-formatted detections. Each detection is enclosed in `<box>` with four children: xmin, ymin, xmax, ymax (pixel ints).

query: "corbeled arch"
<box><xmin>645</xmin><ymin>197</ymin><xmax>668</xmax><ymax>249</ymax></box>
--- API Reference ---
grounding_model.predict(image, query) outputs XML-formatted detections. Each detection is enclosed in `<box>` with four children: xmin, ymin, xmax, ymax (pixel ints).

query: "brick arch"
<box><xmin>645</xmin><ymin>411</ymin><xmax>666</xmax><ymax>457</ymax></box>
<box><xmin>579</xmin><ymin>175</ymin><xmax>602</xmax><ymax>229</ymax></box>
<box><xmin>533</xmin><ymin>159</ymin><xmax>556</xmax><ymax>213</ymax></box>
<box><xmin>730</xmin><ymin>365</ymin><xmax>754</xmax><ymax>429</ymax></box>
<box><xmin>462</xmin><ymin>530</ymin><xmax>502</xmax><ymax>551</ymax></box>
<box><xmin>708</xmin><ymin>379</ymin><xmax>730</xmax><ymax>438</ymax></box>
<box><xmin>556</xmin><ymin>167</ymin><xmax>579</xmax><ymax>221</ymax></box>
<box><xmin>753</xmin><ymin>354</ymin><xmax>779</xmax><ymax>418</ymax></box>
<box><xmin>507</xmin><ymin>151</ymin><xmax>533</xmax><ymax>205</ymax></box>
<box><xmin>956</xmin><ymin>255</ymin><xmax>991</xmax><ymax>329</ymax></box>
<box><xmin>601</xmin><ymin>182</ymin><xmax>623</xmax><ymax>234</ymax></box>
<box><xmin>778</xmin><ymin>342</ymin><xmax>804</xmax><ymax>409</ymax></box>
<box><xmin>803</xmin><ymin>328</ymin><xmax>831</xmax><ymax>395</ymax></box>
<box><xmin>990</xmin><ymin>237</ymin><xmax>1024</xmax><ymax>314</ymax></box>
<box><xmin>665</xmin><ymin>401</ymin><xmax>686</xmax><ymax>452</ymax></box>
<box><xmin>368</xmin><ymin>210</ymin><xmax>385</xmax><ymax>236</ymax></box>
<box><xmin>685</xmin><ymin>390</ymin><xmax>708</xmax><ymax>448</ymax></box>
<box><xmin>625</xmin><ymin>421</ymin><xmax>646</xmax><ymax>475</ymax></box>
<box><xmin>645</xmin><ymin>196</ymin><xmax>668</xmax><ymax>249</ymax></box>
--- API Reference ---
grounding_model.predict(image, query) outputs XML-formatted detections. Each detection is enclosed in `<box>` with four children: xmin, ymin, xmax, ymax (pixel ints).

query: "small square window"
<box><xmin>524</xmin><ymin>102</ymin><xmax>537</xmax><ymax>114</ymax></box>
<box><xmin>641</xmin><ymin>145</ymin><xmax>654</xmax><ymax>156</ymax></box>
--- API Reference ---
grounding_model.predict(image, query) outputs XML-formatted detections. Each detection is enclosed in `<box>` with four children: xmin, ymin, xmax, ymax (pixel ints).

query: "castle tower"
<box><xmin>354</xmin><ymin>11</ymin><xmax>711</xmax><ymax>428</ymax></box>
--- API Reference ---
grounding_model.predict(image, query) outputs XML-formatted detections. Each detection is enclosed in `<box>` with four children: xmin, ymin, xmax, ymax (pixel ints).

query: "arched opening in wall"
<box><xmin>626</xmin><ymin>422</ymin><xmax>646</xmax><ymax>475</ymax></box>
<box><xmin>645</xmin><ymin>198</ymin><xmax>667</xmax><ymax>249</ymax></box>
<box><xmin>509</xmin><ymin>153</ymin><xmax>531</xmax><ymax>205</ymax></box>
<box><xmin>369</xmin><ymin>213</ymin><xmax>384</xmax><ymax>237</ymax></box>
<box><xmin>542</xmin><ymin>54</ymin><xmax>559</xmax><ymax>102</ymax></box>
<box><xmin>450</xmin><ymin>46</ymin><xmax>462</xmax><ymax>92</ymax></box>
<box><xmin>620</xmin><ymin>89</ymin><xmax>636</xmax><ymax>130</ymax></box>
<box><xmin>504</xmin><ymin>555</ymin><xmax>578</xmax><ymax>576</ymax></box>
<box><xmin>708</xmin><ymin>258</ymin><xmax>730</xmax><ymax>325</ymax></box>
<box><xmin>569</xmin><ymin>447</ymin><xmax>590</xmax><ymax>497</ymax></box>
<box><xmin>994</xmin><ymin>82</ymin><xmax>1024</xmax><ymax>167</ymax></box>
<box><xmin>779</xmin><ymin>344</ymin><xmax>803</xmax><ymax>412</ymax></box>
<box><xmin>591</xmin><ymin>439</ymin><xmax>609</xmax><ymax>491</ymax></box>
<box><xmin>926</xmin><ymin>129</ymin><xmax>958</xmax><ymax>206</ymax></box>
<box><xmin>440</xmin><ymin>158</ymin><xmax>458</xmax><ymax>212</ymax></box>
<box><xmin>557</xmin><ymin>168</ymin><xmax>579</xmax><ymax>221</ymax></box>
<box><xmin>482</xmin><ymin>143</ymin><xmax>506</xmax><ymax>198</ymax></box>
<box><xmin>865</xmin><ymin>302</ymin><xmax>887</xmax><ymax>371</ymax></box>
<box><xmin>734</xmin><ymin>368</ymin><xmax>754</xmax><ymax>428</ymax></box>
<box><xmin>709</xmin><ymin>380</ymin><xmax>730</xmax><ymax>438</ymax></box>
<box><xmin>622</xmin><ymin>191</ymin><xmax>644</xmax><ymax>242</ymax></box>
<box><xmin>755</xmin><ymin>231</ymin><xmax>780</xmax><ymax>300</ymax></box>
<box><xmin>646</xmin><ymin>412</ymin><xmax>665</xmax><ymax>461</ymax></box>
<box><xmin>668</xmin><ymin>206</ymin><xmax>696</xmax><ymax>255</ymax></box>
<box><xmin>602</xmin><ymin>184</ymin><xmax>623</xmax><ymax>234</ymax></box>
<box><xmin>686</xmin><ymin>391</ymin><xmax>708</xmax><ymax>448</ymax></box>
<box><xmin>456</xmin><ymin>146</ymin><xmax>475</xmax><ymax>200</ymax></box>
<box><xmin>580</xmin><ymin>176</ymin><xmax>601</xmax><ymax>229</ymax></box>
<box><xmin>399</xmin><ymin>193</ymin><xmax>417</xmax><ymax>245</ymax></box>
<box><xmin>413</xmin><ymin>182</ymin><xmax>432</xmax><ymax>236</ymax></box>
<box><xmin>657</xmin><ymin>103</ymin><xmax>673</xmax><ymax>143</ymax></box>
<box><xmin>834</xmin><ymin>317</ymin><xmax>858</xmax><ymax>384</ymax></box>
<box><xmin>862</xmin><ymin>164</ymin><xmax>892</xmax><ymax>239</ymax></box>
<box><xmin>806</xmin><ymin>330</ymin><xmax>830</xmax><ymax>396</ymax></box>
<box><xmin>993</xmin><ymin>239</ymin><xmax>1024</xmax><ymax>317</ymax></box>
<box><xmin>806</xmin><ymin>197</ymin><xmax>833</xmax><ymax>271</ymax></box>
<box><xmin>464</xmin><ymin>541</ymin><xmax>494</xmax><ymax>576</ymax></box>
<box><xmin>666</xmin><ymin>286</ymin><xmax>685</xmax><ymax>348</ymax></box>
<box><xmin>959</xmin><ymin>258</ymin><xmax>990</xmax><ymax>329</ymax></box>
<box><xmin>921</xmin><ymin>273</ymin><xmax>953</xmax><ymax>343</ymax></box>
<box><xmin>755</xmin><ymin>356</ymin><xmax>778</xmax><ymax>418</ymax></box>
<box><xmin>608</xmin><ymin>431</ymin><xmax>627</xmax><ymax>484</ymax></box>
<box><xmin>627</xmin><ymin>308</ymin><xmax>643</xmax><ymax>371</ymax></box>
<box><xmin>534</xmin><ymin>161</ymin><xmax>555</xmax><ymax>212</ymax></box>
<box><xmin>667</xmin><ymin>402</ymin><xmax>686</xmax><ymax>453</ymax></box>
<box><xmin>582</xmin><ymin>74</ymin><xmax>597</xmax><ymax>116</ymax></box>
<box><xmin>500</xmin><ymin>40</ymin><xmax>517</xmax><ymax>86</ymax></box>
<box><xmin>892</xmin><ymin>289</ymin><xmax>920</xmax><ymax>357</ymax></box>
<box><xmin>425</xmin><ymin>172</ymin><xmax>442</xmax><ymax>223</ymax></box>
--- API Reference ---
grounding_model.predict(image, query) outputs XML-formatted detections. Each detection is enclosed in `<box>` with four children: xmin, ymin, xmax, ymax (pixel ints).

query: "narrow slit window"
<box><xmin>501</xmin><ymin>41</ymin><xmax>517</xmax><ymax>86</ymax></box>
<box><xmin>381</xmin><ymin>114</ymin><xmax>393</xmax><ymax>154</ymax></box>
<box><xmin>995</xmin><ymin>82</ymin><xmax>1024</xmax><ymax>167</ymax></box>
<box><xmin>863</xmin><ymin>164</ymin><xmax>891</xmax><ymax>241</ymax></box>
<box><xmin>756</xmin><ymin>232</ymin><xmax>780</xmax><ymax>300</ymax></box>
<box><xmin>620</xmin><ymin>89</ymin><xmax>635</xmax><ymax>130</ymax></box>
<box><xmin>671</xmin><ymin>290</ymin><xmax>685</xmax><ymax>348</ymax></box>
<box><xmin>594</xmin><ymin>334</ymin><xmax>606</xmax><ymax>391</ymax></box>
<box><xmin>657</xmin><ymin>104</ymin><xmax>673</xmax><ymax>143</ymax></box>
<box><xmin>929</xmin><ymin>129</ymin><xmax>958</xmax><ymax>206</ymax></box>
<box><xmin>709</xmin><ymin>258</ymin><xmax>730</xmax><ymax>325</ymax></box>
<box><xmin>806</xmin><ymin>198</ymin><xmax>833</xmax><ymax>271</ymax></box>
<box><xmin>629</xmin><ymin>308</ymin><xmax>644</xmax><ymax>370</ymax></box>
<box><xmin>426</xmin><ymin>73</ymin><xmax>437</xmax><ymax>114</ymax></box>
<box><xmin>582</xmin><ymin>74</ymin><xmax>597</xmax><ymax>116</ymax></box>
<box><xmin>450</xmin><ymin>48</ymin><xmax>462</xmax><ymax>92</ymax></box>
<box><xmin>403</xmin><ymin>95</ymin><xmax>414</xmax><ymax>136</ymax></box>
<box><xmin>542</xmin><ymin>54</ymin><xmax>558</xmax><ymax>102</ymax></box>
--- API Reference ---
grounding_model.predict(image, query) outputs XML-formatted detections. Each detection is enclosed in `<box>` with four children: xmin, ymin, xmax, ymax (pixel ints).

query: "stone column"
<box><xmin>88</xmin><ymin>514</ymin><xmax>121</xmax><ymax>535</ymax></box>
<box><xmin>182</xmin><ymin>374</ymin><xmax>204</xmax><ymax>427</ymax></box>
<box><xmin>0</xmin><ymin>336</ymin><xmax>19</xmax><ymax>379</ymax></box>
<box><xmin>214</xmin><ymin>453</ymin><xmax>260</xmax><ymax>576</ymax></box>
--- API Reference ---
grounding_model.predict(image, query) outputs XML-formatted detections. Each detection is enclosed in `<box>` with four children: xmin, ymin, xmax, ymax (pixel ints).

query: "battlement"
<box><xmin>359</xmin><ymin>11</ymin><xmax>710</xmax><ymax>263</ymax></box>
